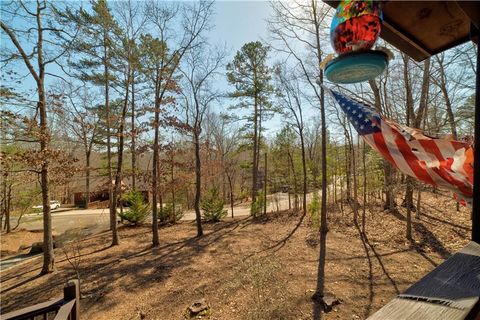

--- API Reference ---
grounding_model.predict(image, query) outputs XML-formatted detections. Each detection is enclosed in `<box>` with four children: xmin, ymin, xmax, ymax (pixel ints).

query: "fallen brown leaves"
<box><xmin>0</xmin><ymin>190</ymin><xmax>471</xmax><ymax>320</ymax></box>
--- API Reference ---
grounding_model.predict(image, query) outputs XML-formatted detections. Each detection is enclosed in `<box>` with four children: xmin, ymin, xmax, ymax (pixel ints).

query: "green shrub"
<box><xmin>158</xmin><ymin>203</ymin><xmax>184</xmax><ymax>224</ymax></box>
<box><xmin>117</xmin><ymin>191</ymin><xmax>149</xmax><ymax>225</ymax></box>
<box><xmin>32</xmin><ymin>207</ymin><xmax>43</xmax><ymax>214</ymax></box>
<box><xmin>250</xmin><ymin>190</ymin><xmax>265</xmax><ymax>218</ymax></box>
<box><xmin>308</xmin><ymin>191</ymin><xmax>320</xmax><ymax>229</ymax></box>
<box><xmin>201</xmin><ymin>186</ymin><xmax>227</xmax><ymax>222</ymax></box>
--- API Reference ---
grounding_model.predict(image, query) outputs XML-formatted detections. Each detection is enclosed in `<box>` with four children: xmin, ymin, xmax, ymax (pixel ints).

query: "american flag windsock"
<box><xmin>329</xmin><ymin>89</ymin><xmax>474</xmax><ymax>207</ymax></box>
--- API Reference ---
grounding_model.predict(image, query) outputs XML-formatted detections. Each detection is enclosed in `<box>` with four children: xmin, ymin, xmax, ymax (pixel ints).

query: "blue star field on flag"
<box><xmin>328</xmin><ymin>88</ymin><xmax>474</xmax><ymax>207</ymax></box>
<box><xmin>331</xmin><ymin>90</ymin><xmax>381</xmax><ymax>136</ymax></box>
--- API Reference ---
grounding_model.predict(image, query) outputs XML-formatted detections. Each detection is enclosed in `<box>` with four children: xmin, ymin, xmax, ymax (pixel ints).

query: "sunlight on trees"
<box><xmin>1</xmin><ymin>1</ymin><xmax>476</xmax><ymax>318</ymax></box>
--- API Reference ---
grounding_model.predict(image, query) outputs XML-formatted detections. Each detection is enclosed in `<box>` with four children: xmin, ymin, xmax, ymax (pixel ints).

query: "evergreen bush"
<box><xmin>250</xmin><ymin>190</ymin><xmax>265</xmax><ymax>218</ymax></box>
<box><xmin>117</xmin><ymin>190</ymin><xmax>149</xmax><ymax>226</ymax></box>
<box><xmin>308</xmin><ymin>191</ymin><xmax>320</xmax><ymax>229</ymax></box>
<box><xmin>159</xmin><ymin>203</ymin><xmax>184</xmax><ymax>224</ymax></box>
<box><xmin>201</xmin><ymin>186</ymin><xmax>227</xmax><ymax>222</ymax></box>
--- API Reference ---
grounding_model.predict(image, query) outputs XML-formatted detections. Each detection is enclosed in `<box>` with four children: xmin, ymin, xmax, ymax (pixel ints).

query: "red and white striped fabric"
<box><xmin>330</xmin><ymin>89</ymin><xmax>474</xmax><ymax>206</ymax></box>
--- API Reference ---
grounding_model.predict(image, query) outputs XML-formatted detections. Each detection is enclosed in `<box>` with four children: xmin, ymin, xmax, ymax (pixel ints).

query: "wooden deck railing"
<box><xmin>1</xmin><ymin>279</ymin><xmax>80</xmax><ymax>320</ymax></box>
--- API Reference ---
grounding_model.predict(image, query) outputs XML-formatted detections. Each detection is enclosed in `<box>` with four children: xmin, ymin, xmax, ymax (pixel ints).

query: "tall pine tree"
<box><xmin>64</xmin><ymin>0</ymin><xmax>121</xmax><ymax>245</ymax></box>
<box><xmin>227</xmin><ymin>41</ymin><xmax>274</xmax><ymax>215</ymax></box>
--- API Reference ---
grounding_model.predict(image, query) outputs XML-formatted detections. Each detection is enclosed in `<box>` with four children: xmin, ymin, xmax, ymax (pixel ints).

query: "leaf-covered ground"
<box><xmin>0</xmin><ymin>190</ymin><xmax>471</xmax><ymax>319</ymax></box>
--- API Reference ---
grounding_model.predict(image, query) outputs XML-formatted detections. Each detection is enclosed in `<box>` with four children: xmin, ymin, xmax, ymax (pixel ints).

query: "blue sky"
<box><xmin>2</xmin><ymin>2</ymin><xmax>276</xmax><ymax>117</ymax></box>
<box><xmin>2</xmin><ymin>1</ymin><xmax>323</xmax><ymax>140</ymax></box>
<box><xmin>208</xmin><ymin>1</ymin><xmax>284</xmax><ymax>136</ymax></box>
<box><xmin>211</xmin><ymin>1</ymin><xmax>271</xmax><ymax>50</ymax></box>
<box><xmin>2</xmin><ymin>1</ymin><xmax>273</xmax><ymax>94</ymax></box>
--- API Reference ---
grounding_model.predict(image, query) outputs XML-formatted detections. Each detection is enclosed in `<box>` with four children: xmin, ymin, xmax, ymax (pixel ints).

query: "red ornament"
<box><xmin>330</xmin><ymin>1</ymin><xmax>383</xmax><ymax>54</ymax></box>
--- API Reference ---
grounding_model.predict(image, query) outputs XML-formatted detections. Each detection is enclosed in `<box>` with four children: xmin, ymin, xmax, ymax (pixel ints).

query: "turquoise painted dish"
<box><xmin>325</xmin><ymin>50</ymin><xmax>388</xmax><ymax>84</ymax></box>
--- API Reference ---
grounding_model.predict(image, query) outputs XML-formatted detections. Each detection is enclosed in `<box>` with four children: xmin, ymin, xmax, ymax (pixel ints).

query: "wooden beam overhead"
<box><xmin>323</xmin><ymin>1</ymin><xmax>480</xmax><ymax>61</ymax></box>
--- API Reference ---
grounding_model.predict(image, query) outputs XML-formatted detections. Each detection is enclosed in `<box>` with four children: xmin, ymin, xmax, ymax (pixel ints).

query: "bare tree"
<box><xmin>62</xmin><ymin>85</ymin><xmax>100</xmax><ymax>209</ymax></box>
<box><xmin>304</xmin><ymin>119</ymin><xmax>322</xmax><ymax>190</ymax></box>
<box><xmin>207</xmin><ymin>113</ymin><xmax>241</xmax><ymax>218</ymax></box>
<box><xmin>401</xmin><ymin>54</ymin><xmax>430</xmax><ymax>240</ymax></box>
<box><xmin>268</xmin><ymin>0</ymin><xmax>331</xmax><ymax>310</ymax></box>
<box><xmin>143</xmin><ymin>0</ymin><xmax>214</xmax><ymax>246</ymax></box>
<box><xmin>275</xmin><ymin>66</ymin><xmax>308</xmax><ymax>216</ymax></box>
<box><xmin>368</xmin><ymin>79</ymin><xmax>396</xmax><ymax>210</ymax></box>
<box><xmin>180</xmin><ymin>44</ymin><xmax>225</xmax><ymax>237</ymax></box>
<box><xmin>1</xmin><ymin>0</ymin><xmax>77</xmax><ymax>274</ymax></box>
<box><xmin>62</xmin><ymin>235</ymin><xmax>82</xmax><ymax>295</ymax></box>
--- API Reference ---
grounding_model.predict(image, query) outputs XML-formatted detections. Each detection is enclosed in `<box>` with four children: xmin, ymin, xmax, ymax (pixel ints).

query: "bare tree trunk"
<box><xmin>339</xmin><ymin>157</ymin><xmax>344</xmax><ymax>214</ymax></box>
<box><xmin>369</xmin><ymin>79</ymin><xmax>396</xmax><ymax>211</ymax></box>
<box><xmin>7</xmin><ymin>184</ymin><xmax>12</xmax><ymax>230</ymax></box>
<box><xmin>333</xmin><ymin>143</ymin><xmax>338</xmax><ymax>205</ymax></box>
<box><xmin>416</xmin><ymin>188</ymin><xmax>421</xmax><ymax>219</ymax></box>
<box><xmin>2</xmin><ymin>172</ymin><xmax>10</xmax><ymax>233</ymax></box>
<box><xmin>159</xmin><ymin>171</ymin><xmax>163</xmax><ymax>214</ymax></box>
<box><xmin>1</xmin><ymin>175</ymin><xmax>4</xmax><ymax>231</ymax></box>
<box><xmin>40</xmin><ymin>82</ymin><xmax>54</xmax><ymax>274</ymax></box>
<box><xmin>414</xmin><ymin>58</ymin><xmax>430</xmax><ymax>129</ymax></box>
<box><xmin>435</xmin><ymin>56</ymin><xmax>460</xmax><ymax>212</ymax></box>
<box><xmin>227</xmin><ymin>173</ymin><xmax>234</xmax><ymax>218</ymax></box>
<box><xmin>221</xmin><ymin>154</ymin><xmax>227</xmax><ymax>202</ymax></box>
<box><xmin>170</xmin><ymin>150</ymin><xmax>175</xmax><ymax>222</ymax></box>
<box><xmin>194</xmin><ymin>130</ymin><xmax>203</xmax><ymax>236</ymax></box>
<box><xmin>1</xmin><ymin>7</ymin><xmax>54</xmax><ymax>273</ymax></box>
<box><xmin>403</xmin><ymin>54</ymin><xmax>415</xmax><ymax>123</ymax></box>
<box><xmin>151</xmin><ymin>75</ymin><xmax>160</xmax><ymax>247</ymax></box>
<box><xmin>263</xmin><ymin>153</ymin><xmax>267</xmax><ymax>215</ymax></box>
<box><xmin>5</xmin><ymin>201</ymin><xmax>10</xmax><ymax>234</ymax></box>
<box><xmin>437</xmin><ymin>57</ymin><xmax>458</xmax><ymax>139</ymax></box>
<box><xmin>131</xmin><ymin>73</ymin><xmax>136</xmax><ymax>190</ymax></box>
<box><xmin>403</xmin><ymin>54</ymin><xmax>415</xmax><ymax>241</ymax></box>
<box><xmin>351</xmin><ymin>128</ymin><xmax>358</xmax><ymax>225</ymax></box>
<box><xmin>300</xmin><ymin>131</ymin><xmax>307</xmax><ymax>216</ymax></box>
<box><xmin>0</xmin><ymin>193</ymin><xmax>4</xmax><ymax>231</ymax></box>
<box><xmin>251</xmin><ymin>93</ymin><xmax>259</xmax><ymax>209</ymax></box>
<box><xmin>288</xmin><ymin>164</ymin><xmax>292</xmax><ymax>210</ymax></box>
<box><xmin>414</xmin><ymin>59</ymin><xmax>431</xmax><ymax>217</ymax></box>
<box><xmin>36</xmin><ymin>11</ymin><xmax>54</xmax><ymax>273</ymax></box>
<box><xmin>104</xmin><ymin>32</ymin><xmax>118</xmax><ymax>246</ymax></box>
<box><xmin>287</xmin><ymin>151</ymin><xmax>299</xmax><ymax>210</ymax></box>
<box><xmin>406</xmin><ymin>179</ymin><xmax>413</xmax><ymax>240</ymax></box>
<box><xmin>312</xmin><ymin>0</ymin><xmax>328</xmax><ymax>305</ymax></box>
<box><xmin>384</xmin><ymin>163</ymin><xmax>396</xmax><ymax>210</ymax></box>
<box><xmin>85</xmin><ymin>150</ymin><xmax>91</xmax><ymax>209</ymax></box>
<box><xmin>112</xmin><ymin>69</ymin><xmax>131</xmax><ymax>246</ymax></box>
<box><xmin>257</xmin><ymin>104</ymin><xmax>262</xmax><ymax>186</ymax></box>
<box><xmin>344</xmin><ymin>135</ymin><xmax>352</xmax><ymax>201</ymax></box>
<box><xmin>362</xmin><ymin>140</ymin><xmax>367</xmax><ymax>234</ymax></box>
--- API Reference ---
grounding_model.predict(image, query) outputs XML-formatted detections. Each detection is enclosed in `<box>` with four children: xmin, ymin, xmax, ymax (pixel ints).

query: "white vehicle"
<box><xmin>50</xmin><ymin>201</ymin><xmax>60</xmax><ymax>210</ymax></box>
<box><xmin>32</xmin><ymin>201</ymin><xmax>61</xmax><ymax>210</ymax></box>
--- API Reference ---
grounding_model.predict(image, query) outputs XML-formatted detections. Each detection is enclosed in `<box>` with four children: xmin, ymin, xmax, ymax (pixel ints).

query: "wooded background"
<box><xmin>1</xmin><ymin>1</ymin><xmax>476</xmax><ymax>301</ymax></box>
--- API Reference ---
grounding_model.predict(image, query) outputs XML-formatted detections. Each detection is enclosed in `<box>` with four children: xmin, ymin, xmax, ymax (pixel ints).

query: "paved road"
<box><xmin>19</xmin><ymin>208</ymin><xmax>112</xmax><ymax>234</ymax></box>
<box><xmin>1</xmin><ymin>193</ymin><xmax>302</xmax><ymax>270</ymax></box>
<box><xmin>15</xmin><ymin>193</ymin><xmax>297</xmax><ymax>234</ymax></box>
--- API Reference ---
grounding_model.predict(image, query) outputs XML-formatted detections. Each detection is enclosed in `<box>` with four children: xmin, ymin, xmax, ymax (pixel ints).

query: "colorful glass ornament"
<box><xmin>325</xmin><ymin>0</ymin><xmax>387</xmax><ymax>84</ymax></box>
<box><xmin>330</xmin><ymin>0</ymin><xmax>383</xmax><ymax>54</ymax></box>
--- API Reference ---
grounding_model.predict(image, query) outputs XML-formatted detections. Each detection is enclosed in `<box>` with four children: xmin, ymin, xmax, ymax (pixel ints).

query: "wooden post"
<box><xmin>64</xmin><ymin>279</ymin><xmax>80</xmax><ymax>320</ymax></box>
